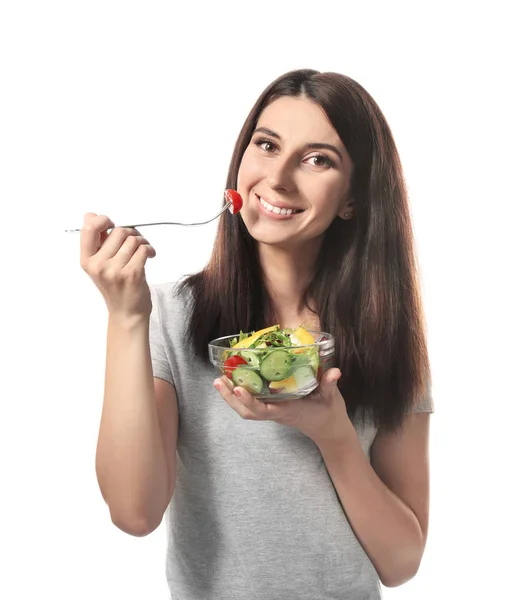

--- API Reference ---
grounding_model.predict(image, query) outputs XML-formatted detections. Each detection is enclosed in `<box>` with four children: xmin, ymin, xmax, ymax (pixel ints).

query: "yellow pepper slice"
<box><xmin>232</xmin><ymin>324</ymin><xmax>280</xmax><ymax>349</ymax></box>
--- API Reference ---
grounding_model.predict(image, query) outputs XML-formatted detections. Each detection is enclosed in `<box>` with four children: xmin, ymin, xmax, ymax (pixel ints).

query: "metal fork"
<box><xmin>64</xmin><ymin>201</ymin><xmax>233</xmax><ymax>233</ymax></box>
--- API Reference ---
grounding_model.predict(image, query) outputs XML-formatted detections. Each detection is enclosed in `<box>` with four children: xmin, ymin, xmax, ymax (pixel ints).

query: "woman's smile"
<box><xmin>255</xmin><ymin>193</ymin><xmax>305</xmax><ymax>220</ymax></box>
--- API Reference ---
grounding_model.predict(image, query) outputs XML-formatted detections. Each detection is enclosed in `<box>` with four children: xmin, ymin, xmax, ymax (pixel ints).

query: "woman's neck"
<box><xmin>258</xmin><ymin>242</ymin><xmax>321</xmax><ymax>330</ymax></box>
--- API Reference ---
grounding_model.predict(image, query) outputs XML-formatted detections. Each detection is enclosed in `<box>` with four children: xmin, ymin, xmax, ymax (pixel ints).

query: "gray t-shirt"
<box><xmin>149</xmin><ymin>281</ymin><xmax>433</xmax><ymax>600</ymax></box>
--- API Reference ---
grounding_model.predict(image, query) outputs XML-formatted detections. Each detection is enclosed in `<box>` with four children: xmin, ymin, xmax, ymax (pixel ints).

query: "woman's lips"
<box><xmin>255</xmin><ymin>194</ymin><xmax>303</xmax><ymax>220</ymax></box>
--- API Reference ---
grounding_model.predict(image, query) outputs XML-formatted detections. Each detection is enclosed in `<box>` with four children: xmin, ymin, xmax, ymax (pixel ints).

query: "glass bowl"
<box><xmin>208</xmin><ymin>330</ymin><xmax>335</xmax><ymax>402</ymax></box>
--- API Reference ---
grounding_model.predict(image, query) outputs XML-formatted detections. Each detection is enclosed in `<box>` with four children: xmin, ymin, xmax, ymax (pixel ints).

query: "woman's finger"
<box><xmin>122</xmin><ymin>241</ymin><xmax>156</xmax><ymax>273</ymax></box>
<box><xmin>95</xmin><ymin>227</ymin><xmax>141</xmax><ymax>261</ymax></box>
<box><xmin>80</xmin><ymin>213</ymin><xmax>116</xmax><ymax>267</ymax></box>
<box><xmin>214</xmin><ymin>379</ymin><xmax>260</xmax><ymax>420</ymax></box>
<box><xmin>214</xmin><ymin>378</ymin><xmax>289</xmax><ymax>421</ymax></box>
<box><xmin>233</xmin><ymin>386</ymin><xmax>285</xmax><ymax>420</ymax></box>
<box><xmin>111</xmin><ymin>234</ymin><xmax>155</xmax><ymax>270</ymax></box>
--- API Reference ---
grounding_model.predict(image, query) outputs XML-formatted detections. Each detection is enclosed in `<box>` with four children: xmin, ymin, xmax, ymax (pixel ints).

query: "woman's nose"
<box><xmin>266</xmin><ymin>156</ymin><xmax>295</xmax><ymax>191</ymax></box>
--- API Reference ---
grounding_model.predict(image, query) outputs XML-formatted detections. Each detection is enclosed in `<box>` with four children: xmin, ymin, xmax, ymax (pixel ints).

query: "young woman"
<box><xmin>80</xmin><ymin>69</ymin><xmax>433</xmax><ymax>599</ymax></box>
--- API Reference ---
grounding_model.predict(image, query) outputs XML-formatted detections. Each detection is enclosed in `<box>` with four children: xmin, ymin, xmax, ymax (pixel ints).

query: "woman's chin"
<box><xmin>243</xmin><ymin>217</ymin><xmax>328</xmax><ymax>250</ymax></box>
<box><xmin>243</xmin><ymin>222</ymin><xmax>295</xmax><ymax>246</ymax></box>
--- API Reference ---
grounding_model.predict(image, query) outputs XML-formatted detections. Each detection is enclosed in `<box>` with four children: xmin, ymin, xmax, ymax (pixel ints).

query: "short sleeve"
<box><xmin>408</xmin><ymin>379</ymin><xmax>434</xmax><ymax>414</ymax></box>
<box><xmin>149</xmin><ymin>285</ymin><xmax>175</xmax><ymax>387</ymax></box>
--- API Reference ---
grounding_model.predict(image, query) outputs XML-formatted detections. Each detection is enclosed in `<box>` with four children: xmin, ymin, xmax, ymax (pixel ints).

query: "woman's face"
<box><xmin>237</xmin><ymin>96</ymin><xmax>354</xmax><ymax>249</ymax></box>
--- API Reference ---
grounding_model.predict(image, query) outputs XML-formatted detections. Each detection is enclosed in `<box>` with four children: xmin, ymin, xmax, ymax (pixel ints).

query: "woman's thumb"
<box><xmin>322</xmin><ymin>368</ymin><xmax>342</xmax><ymax>387</ymax></box>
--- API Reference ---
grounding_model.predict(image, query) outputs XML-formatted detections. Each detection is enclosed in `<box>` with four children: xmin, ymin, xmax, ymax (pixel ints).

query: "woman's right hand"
<box><xmin>80</xmin><ymin>212</ymin><xmax>157</xmax><ymax>319</ymax></box>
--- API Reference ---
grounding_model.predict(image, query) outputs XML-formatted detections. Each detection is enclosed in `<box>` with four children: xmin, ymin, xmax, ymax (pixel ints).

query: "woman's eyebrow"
<box><xmin>253</xmin><ymin>126</ymin><xmax>343</xmax><ymax>161</ymax></box>
<box><xmin>254</xmin><ymin>127</ymin><xmax>281</xmax><ymax>139</ymax></box>
<box><xmin>306</xmin><ymin>143</ymin><xmax>343</xmax><ymax>162</ymax></box>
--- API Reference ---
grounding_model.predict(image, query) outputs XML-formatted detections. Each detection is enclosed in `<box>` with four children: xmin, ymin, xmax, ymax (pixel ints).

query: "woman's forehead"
<box><xmin>256</xmin><ymin>96</ymin><xmax>343</xmax><ymax>147</ymax></box>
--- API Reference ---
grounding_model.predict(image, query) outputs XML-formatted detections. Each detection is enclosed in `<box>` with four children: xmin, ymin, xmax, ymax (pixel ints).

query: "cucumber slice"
<box><xmin>293</xmin><ymin>365</ymin><xmax>317</xmax><ymax>389</ymax></box>
<box><xmin>307</xmin><ymin>348</ymin><xmax>320</xmax><ymax>374</ymax></box>
<box><xmin>239</xmin><ymin>350</ymin><xmax>261</xmax><ymax>368</ymax></box>
<box><xmin>231</xmin><ymin>367</ymin><xmax>264</xmax><ymax>394</ymax></box>
<box><xmin>288</xmin><ymin>349</ymin><xmax>320</xmax><ymax>375</ymax></box>
<box><xmin>289</xmin><ymin>352</ymin><xmax>309</xmax><ymax>368</ymax></box>
<box><xmin>259</xmin><ymin>349</ymin><xmax>291</xmax><ymax>382</ymax></box>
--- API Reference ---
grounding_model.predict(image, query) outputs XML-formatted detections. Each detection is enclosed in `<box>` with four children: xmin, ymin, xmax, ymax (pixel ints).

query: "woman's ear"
<box><xmin>337</xmin><ymin>196</ymin><xmax>355</xmax><ymax>220</ymax></box>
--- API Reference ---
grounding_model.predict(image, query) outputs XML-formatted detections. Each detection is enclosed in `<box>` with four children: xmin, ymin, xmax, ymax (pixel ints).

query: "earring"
<box><xmin>342</xmin><ymin>198</ymin><xmax>353</xmax><ymax>220</ymax></box>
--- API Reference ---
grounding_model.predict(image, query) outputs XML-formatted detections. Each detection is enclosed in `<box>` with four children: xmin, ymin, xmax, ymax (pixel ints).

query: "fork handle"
<box><xmin>65</xmin><ymin>201</ymin><xmax>232</xmax><ymax>233</ymax></box>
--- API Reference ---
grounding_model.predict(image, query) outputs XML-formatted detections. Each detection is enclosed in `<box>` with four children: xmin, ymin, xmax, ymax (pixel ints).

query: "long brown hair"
<box><xmin>178</xmin><ymin>68</ymin><xmax>430</xmax><ymax>432</ymax></box>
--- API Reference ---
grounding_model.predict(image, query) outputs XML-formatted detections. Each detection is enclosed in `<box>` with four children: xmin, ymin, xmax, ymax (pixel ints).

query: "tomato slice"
<box><xmin>223</xmin><ymin>354</ymin><xmax>247</xmax><ymax>378</ymax></box>
<box><xmin>225</xmin><ymin>189</ymin><xmax>243</xmax><ymax>214</ymax></box>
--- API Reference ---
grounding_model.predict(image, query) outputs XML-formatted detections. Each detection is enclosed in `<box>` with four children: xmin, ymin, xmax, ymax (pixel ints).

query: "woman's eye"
<box><xmin>254</xmin><ymin>139</ymin><xmax>277</xmax><ymax>152</ymax></box>
<box><xmin>253</xmin><ymin>139</ymin><xmax>334</xmax><ymax>168</ymax></box>
<box><xmin>307</xmin><ymin>154</ymin><xmax>334</xmax><ymax>168</ymax></box>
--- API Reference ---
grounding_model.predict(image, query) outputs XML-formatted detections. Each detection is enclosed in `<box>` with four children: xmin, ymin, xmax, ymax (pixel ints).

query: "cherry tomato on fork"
<box><xmin>225</xmin><ymin>189</ymin><xmax>243</xmax><ymax>214</ymax></box>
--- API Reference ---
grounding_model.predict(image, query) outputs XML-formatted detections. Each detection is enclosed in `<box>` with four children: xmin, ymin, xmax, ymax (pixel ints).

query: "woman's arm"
<box><xmin>79</xmin><ymin>214</ymin><xmax>178</xmax><ymax>536</ymax></box>
<box><xmin>96</xmin><ymin>315</ymin><xmax>178</xmax><ymax>536</ymax></box>
<box><xmin>316</xmin><ymin>412</ymin><xmax>430</xmax><ymax>587</ymax></box>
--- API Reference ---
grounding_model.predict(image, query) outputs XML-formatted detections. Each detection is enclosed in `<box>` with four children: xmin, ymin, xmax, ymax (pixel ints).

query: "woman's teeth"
<box><xmin>259</xmin><ymin>196</ymin><xmax>302</xmax><ymax>216</ymax></box>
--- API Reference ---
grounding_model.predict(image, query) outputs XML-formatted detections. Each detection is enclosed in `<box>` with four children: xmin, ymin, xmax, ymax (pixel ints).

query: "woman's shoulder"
<box><xmin>149</xmin><ymin>278</ymin><xmax>194</xmax><ymax>331</ymax></box>
<box><xmin>150</xmin><ymin>277</ymin><xmax>193</xmax><ymax>305</ymax></box>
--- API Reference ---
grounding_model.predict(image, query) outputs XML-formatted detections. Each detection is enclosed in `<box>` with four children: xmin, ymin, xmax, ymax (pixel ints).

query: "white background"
<box><xmin>1</xmin><ymin>1</ymin><xmax>517</xmax><ymax>598</ymax></box>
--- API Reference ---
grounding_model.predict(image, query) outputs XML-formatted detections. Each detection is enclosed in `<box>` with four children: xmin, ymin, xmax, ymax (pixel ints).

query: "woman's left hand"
<box><xmin>213</xmin><ymin>368</ymin><xmax>355</xmax><ymax>447</ymax></box>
